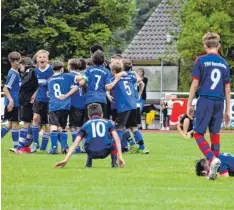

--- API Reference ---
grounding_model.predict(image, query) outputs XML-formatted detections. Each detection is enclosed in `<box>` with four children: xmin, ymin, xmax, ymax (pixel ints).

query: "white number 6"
<box><xmin>210</xmin><ymin>68</ymin><xmax>221</xmax><ymax>90</ymax></box>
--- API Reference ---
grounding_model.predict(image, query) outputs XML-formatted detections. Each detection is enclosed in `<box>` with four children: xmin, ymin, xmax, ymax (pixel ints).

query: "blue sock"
<box><xmin>133</xmin><ymin>130</ymin><xmax>145</xmax><ymax>150</ymax></box>
<box><xmin>1</xmin><ymin>126</ymin><xmax>9</xmax><ymax>138</ymax></box>
<box><xmin>121</xmin><ymin>129</ymin><xmax>129</xmax><ymax>150</ymax></box>
<box><xmin>24</xmin><ymin>127</ymin><xmax>33</xmax><ymax>147</ymax></box>
<box><xmin>50</xmin><ymin>132</ymin><xmax>58</xmax><ymax>150</ymax></box>
<box><xmin>123</xmin><ymin>129</ymin><xmax>135</xmax><ymax>146</ymax></box>
<box><xmin>71</xmin><ymin>130</ymin><xmax>77</xmax><ymax>143</ymax></box>
<box><xmin>12</xmin><ymin>129</ymin><xmax>19</xmax><ymax>148</ymax></box>
<box><xmin>18</xmin><ymin>127</ymin><xmax>28</xmax><ymax>148</ymax></box>
<box><xmin>117</xmin><ymin>130</ymin><xmax>123</xmax><ymax>142</ymax></box>
<box><xmin>40</xmin><ymin>133</ymin><xmax>49</xmax><ymax>150</ymax></box>
<box><xmin>32</xmin><ymin>125</ymin><xmax>40</xmax><ymax>145</ymax></box>
<box><xmin>60</xmin><ymin>131</ymin><xmax>68</xmax><ymax>149</ymax></box>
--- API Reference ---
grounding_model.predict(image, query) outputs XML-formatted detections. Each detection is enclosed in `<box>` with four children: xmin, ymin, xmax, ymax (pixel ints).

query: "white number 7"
<box><xmin>210</xmin><ymin>68</ymin><xmax>221</xmax><ymax>90</ymax></box>
<box><xmin>95</xmin><ymin>75</ymin><xmax>101</xmax><ymax>90</ymax></box>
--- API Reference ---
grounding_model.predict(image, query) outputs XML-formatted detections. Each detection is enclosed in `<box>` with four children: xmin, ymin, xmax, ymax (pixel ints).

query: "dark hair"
<box><xmin>111</xmin><ymin>54</ymin><xmax>122</xmax><ymax>60</ymax></box>
<box><xmin>195</xmin><ymin>159</ymin><xmax>206</xmax><ymax>176</ymax></box>
<box><xmin>86</xmin><ymin>58</ymin><xmax>93</xmax><ymax>67</ymax></box>
<box><xmin>90</xmin><ymin>44</ymin><xmax>104</xmax><ymax>54</ymax></box>
<box><xmin>138</xmin><ymin>68</ymin><xmax>145</xmax><ymax>76</ymax></box>
<box><xmin>68</xmin><ymin>58</ymin><xmax>81</xmax><ymax>71</ymax></box>
<box><xmin>87</xmin><ymin>103</ymin><xmax>103</xmax><ymax>116</ymax></box>
<box><xmin>79</xmin><ymin>59</ymin><xmax>87</xmax><ymax>70</ymax></box>
<box><xmin>8</xmin><ymin>51</ymin><xmax>21</xmax><ymax>63</ymax></box>
<box><xmin>20</xmin><ymin>57</ymin><xmax>33</xmax><ymax>67</ymax></box>
<box><xmin>92</xmin><ymin>50</ymin><xmax>105</xmax><ymax>65</ymax></box>
<box><xmin>122</xmin><ymin>59</ymin><xmax>132</xmax><ymax>71</ymax></box>
<box><xmin>53</xmin><ymin>61</ymin><xmax>64</xmax><ymax>71</ymax></box>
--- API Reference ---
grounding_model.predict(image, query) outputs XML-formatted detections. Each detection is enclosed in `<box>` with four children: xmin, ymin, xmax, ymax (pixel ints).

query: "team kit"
<box><xmin>1</xmin><ymin>32</ymin><xmax>234</xmax><ymax>180</ymax></box>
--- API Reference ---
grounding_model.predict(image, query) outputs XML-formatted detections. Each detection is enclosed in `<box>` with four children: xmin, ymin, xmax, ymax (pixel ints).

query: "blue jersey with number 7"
<box><xmin>48</xmin><ymin>73</ymin><xmax>76</xmax><ymax>112</ymax></box>
<box><xmin>192</xmin><ymin>53</ymin><xmax>230</xmax><ymax>100</ymax></box>
<box><xmin>84</xmin><ymin>65</ymin><xmax>111</xmax><ymax>105</ymax></box>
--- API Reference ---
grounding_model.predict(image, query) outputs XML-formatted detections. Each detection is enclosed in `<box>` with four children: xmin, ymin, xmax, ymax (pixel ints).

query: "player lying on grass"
<box><xmin>54</xmin><ymin>103</ymin><xmax>125</xmax><ymax>168</ymax></box>
<box><xmin>196</xmin><ymin>152</ymin><xmax>234</xmax><ymax>177</ymax></box>
<box><xmin>187</xmin><ymin>32</ymin><xmax>231</xmax><ymax>180</ymax></box>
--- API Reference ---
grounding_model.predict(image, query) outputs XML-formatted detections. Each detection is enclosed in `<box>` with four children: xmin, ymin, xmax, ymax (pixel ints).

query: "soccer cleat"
<box><xmin>207</xmin><ymin>158</ymin><xmax>221</xmax><ymax>180</ymax></box>
<box><xmin>31</xmin><ymin>143</ymin><xmax>39</xmax><ymax>153</ymax></box>
<box><xmin>85</xmin><ymin>157</ymin><xmax>92</xmax><ymax>167</ymax></box>
<box><xmin>111</xmin><ymin>163</ymin><xmax>119</xmax><ymax>168</ymax></box>
<box><xmin>128</xmin><ymin>144</ymin><xmax>139</xmax><ymax>154</ymax></box>
<box><xmin>9</xmin><ymin>147</ymin><xmax>31</xmax><ymax>154</ymax></box>
<box><xmin>138</xmin><ymin>147</ymin><xmax>150</xmax><ymax>154</ymax></box>
<box><xmin>61</xmin><ymin>147</ymin><xmax>68</xmax><ymax>154</ymax></box>
<box><xmin>166</xmin><ymin>127</ymin><xmax>170</xmax><ymax>131</ymax></box>
<box><xmin>160</xmin><ymin>127</ymin><xmax>165</xmax><ymax>131</ymax></box>
<box><xmin>48</xmin><ymin>146</ymin><xmax>58</xmax><ymax>155</ymax></box>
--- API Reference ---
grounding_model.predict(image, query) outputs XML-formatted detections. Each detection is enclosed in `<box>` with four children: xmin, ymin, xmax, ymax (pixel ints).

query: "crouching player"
<box><xmin>195</xmin><ymin>153</ymin><xmax>234</xmax><ymax>177</ymax></box>
<box><xmin>54</xmin><ymin>103</ymin><xmax>125</xmax><ymax>168</ymax></box>
<box><xmin>48</xmin><ymin>61</ymin><xmax>80</xmax><ymax>154</ymax></box>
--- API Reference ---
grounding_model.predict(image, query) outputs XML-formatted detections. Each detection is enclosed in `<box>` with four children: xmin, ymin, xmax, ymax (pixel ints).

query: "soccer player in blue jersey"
<box><xmin>54</xmin><ymin>103</ymin><xmax>125</xmax><ymax>168</ymax></box>
<box><xmin>108</xmin><ymin>60</ymin><xmax>149</xmax><ymax>154</ymax></box>
<box><xmin>1</xmin><ymin>52</ymin><xmax>21</xmax><ymax>148</ymax></box>
<box><xmin>47</xmin><ymin>61</ymin><xmax>80</xmax><ymax>154</ymax></box>
<box><xmin>31</xmin><ymin>50</ymin><xmax>54</xmax><ymax>152</ymax></box>
<box><xmin>68</xmin><ymin>58</ymin><xmax>86</xmax><ymax>153</ymax></box>
<box><xmin>187</xmin><ymin>32</ymin><xmax>231</xmax><ymax>180</ymax></box>
<box><xmin>195</xmin><ymin>153</ymin><xmax>234</xmax><ymax>177</ymax></box>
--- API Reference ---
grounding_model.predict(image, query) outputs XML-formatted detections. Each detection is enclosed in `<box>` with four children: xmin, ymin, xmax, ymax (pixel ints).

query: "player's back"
<box><xmin>70</xmin><ymin>71</ymin><xmax>86</xmax><ymax>109</ymax></box>
<box><xmin>112</xmin><ymin>71</ymin><xmax>137</xmax><ymax>113</ymax></box>
<box><xmin>48</xmin><ymin>73</ymin><xmax>75</xmax><ymax>112</ymax></box>
<box><xmin>85</xmin><ymin>65</ymin><xmax>110</xmax><ymax>104</ymax></box>
<box><xmin>35</xmin><ymin>65</ymin><xmax>54</xmax><ymax>102</ymax></box>
<box><xmin>81</xmin><ymin>117</ymin><xmax>114</xmax><ymax>151</ymax></box>
<box><xmin>193</xmin><ymin>54</ymin><xmax>230</xmax><ymax>100</ymax></box>
<box><xmin>219</xmin><ymin>153</ymin><xmax>234</xmax><ymax>175</ymax></box>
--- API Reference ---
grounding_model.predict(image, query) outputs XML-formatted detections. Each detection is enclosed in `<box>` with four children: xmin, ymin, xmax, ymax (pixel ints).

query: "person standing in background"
<box><xmin>137</xmin><ymin>68</ymin><xmax>148</xmax><ymax>113</ymax></box>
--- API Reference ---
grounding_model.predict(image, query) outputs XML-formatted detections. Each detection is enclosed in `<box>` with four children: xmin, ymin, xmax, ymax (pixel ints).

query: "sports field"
<box><xmin>2</xmin><ymin>132</ymin><xmax>234</xmax><ymax>210</ymax></box>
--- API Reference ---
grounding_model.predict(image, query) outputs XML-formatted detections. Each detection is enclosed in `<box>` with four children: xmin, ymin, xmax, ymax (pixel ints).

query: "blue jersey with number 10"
<box><xmin>78</xmin><ymin>117</ymin><xmax>115</xmax><ymax>151</ymax></box>
<box><xmin>192</xmin><ymin>53</ymin><xmax>230</xmax><ymax>100</ymax></box>
<box><xmin>48</xmin><ymin>73</ymin><xmax>75</xmax><ymax>112</ymax></box>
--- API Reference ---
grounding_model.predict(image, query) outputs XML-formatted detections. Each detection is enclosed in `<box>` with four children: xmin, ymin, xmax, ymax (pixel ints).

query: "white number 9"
<box><xmin>210</xmin><ymin>68</ymin><xmax>221</xmax><ymax>90</ymax></box>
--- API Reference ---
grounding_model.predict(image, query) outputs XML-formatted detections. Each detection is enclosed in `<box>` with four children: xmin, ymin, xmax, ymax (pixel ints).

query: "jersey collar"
<box><xmin>10</xmin><ymin>69</ymin><xmax>20</xmax><ymax>74</ymax></box>
<box><xmin>91</xmin><ymin>115</ymin><xmax>101</xmax><ymax>119</ymax></box>
<box><xmin>39</xmin><ymin>64</ymin><xmax>50</xmax><ymax>72</ymax></box>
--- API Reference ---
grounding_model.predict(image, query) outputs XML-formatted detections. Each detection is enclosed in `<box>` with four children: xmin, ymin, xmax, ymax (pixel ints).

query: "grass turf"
<box><xmin>2</xmin><ymin>133</ymin><xmax>234</xmax><ymax>210</ymax></box>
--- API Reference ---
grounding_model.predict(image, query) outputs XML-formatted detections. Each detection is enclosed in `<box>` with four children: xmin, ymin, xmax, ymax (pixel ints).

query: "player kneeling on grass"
<box><xmin>177</xmin><ymin>111</ymin><xmax>194</xmax><ymax>139</ymax></box>
<box><xmin>54</xmin><ymin>103</ymin><xmax>125</xmax><ymax>168</ymax></box>
<box><xmin>195</xmin><ymin>153</ymin><xmax>234</xmax><ymax>177</ymax></box>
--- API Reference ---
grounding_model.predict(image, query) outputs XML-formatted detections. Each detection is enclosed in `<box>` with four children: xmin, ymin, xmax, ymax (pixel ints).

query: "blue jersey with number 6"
<box><xmin>192</xmin><ymin>53</ymin><xmax>230</xmax><ymax>100</ymax></box>
<box><xmin>77</xmin><ymin>117</ymin><xmax>115</xmax><ymax>151</ymax></box>
<box><xmin>111</xmin><ymin>72</ymin><xmax>137</xmax><ymax>113</ymax></box>
<box><xmin>84</xmin><ymin>65</ymin><xmax>111</xmax><ymax>105</ymax></box>
<box><xmin>48</xmin><ymin>73</ymin><xmax>75</xmax><ymax>112</ymax></box>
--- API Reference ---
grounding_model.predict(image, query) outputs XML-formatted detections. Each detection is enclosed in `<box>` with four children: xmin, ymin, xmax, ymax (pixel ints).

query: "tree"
<box><xmin>1</xmin><ymin>0</ymin><xmax>136</xmax><ymax>76</ymax></box>
<box><xmin>173</xmin><ymin>0</ymin><xmax>234</xmax><ymax>91</ymax></box>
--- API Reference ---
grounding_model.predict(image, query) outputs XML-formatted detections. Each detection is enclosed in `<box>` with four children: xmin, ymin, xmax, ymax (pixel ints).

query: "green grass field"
<box><xmin>2</xmin><ymin>132</ymin><xmax>234</xmax><ymax>210</ymax></box>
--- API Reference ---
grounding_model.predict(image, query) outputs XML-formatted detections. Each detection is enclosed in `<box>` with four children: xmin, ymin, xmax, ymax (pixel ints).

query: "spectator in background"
<box><xmin>137</xmin><ymin>68</ymin><xmax>148</xmax><ymax>113</ymax></box>
<box><xmin>161</xmin><ymin>102</ymin><xmax>168</xmax><ymax>130</ymax></box>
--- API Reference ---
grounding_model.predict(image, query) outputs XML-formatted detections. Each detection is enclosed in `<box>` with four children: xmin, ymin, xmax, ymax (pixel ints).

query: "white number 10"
<box><xmin>91</xmin><ymin>122</ymin><xmax>105</xmax><ymax>138</ymax></box>
<box><xmin>210</xmin><ymin>68</ymin><xmax>221</xmax><ymax>90</ymax></box>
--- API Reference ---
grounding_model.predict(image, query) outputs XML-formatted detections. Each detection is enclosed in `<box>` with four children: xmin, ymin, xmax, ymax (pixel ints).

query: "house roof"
<box><xmin>122</xmin><ymin>0</ymin><xmax>181</xmax><ymax>60</ymax></box>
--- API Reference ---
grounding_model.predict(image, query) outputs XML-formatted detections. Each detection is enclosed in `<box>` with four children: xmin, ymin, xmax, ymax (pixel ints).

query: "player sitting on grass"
<box><xmin>195</xmin><ymin>152</ymin><xmax>234</xmax><ymax>177</ymax></box>
<box><xmin>187</xmin><ymin>32</ymin><xmax>231</xmax><ymax>180</ymax></box>
<box><xmin>1</xmin><ymin>52</ymin><xmax>22</xmax><ymax>148</ymax></box>
<box><xmin>54</xmin><ymin>103</ymin><xmax>125</xmax><ymax>168</ymax></box>
<box><xmin>47</xmin><ymin>61</ymin><xmax>80</xmax><ymax>154</ymax></box>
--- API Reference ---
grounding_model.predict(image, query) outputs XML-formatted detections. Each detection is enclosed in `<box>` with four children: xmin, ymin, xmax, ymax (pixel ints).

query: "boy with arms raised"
<box><xmin>54</xmin><ymin>103</ymin><xmax>125</xmax><ymax>168</ymax></box>
<box><xmin>1</xmin><ymin>52</ymin><xmax>21</xmax><ymax>148</ymax></box>
<box><xmin>187</xmin><ymin>32</ymin><xmax>231</xmax><ymax>180</ymax></box>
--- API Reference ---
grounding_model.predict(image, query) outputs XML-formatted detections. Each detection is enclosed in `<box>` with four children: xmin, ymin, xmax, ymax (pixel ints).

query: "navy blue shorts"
<box><xmin>86</xmin><ymin>148</ymin><xmax>111</xmax><ymax>159</ymax></box>
<box><xmin>193</xmin><ymin>97</ymin><xmax>224</xmax><ymax>134</ymax></box>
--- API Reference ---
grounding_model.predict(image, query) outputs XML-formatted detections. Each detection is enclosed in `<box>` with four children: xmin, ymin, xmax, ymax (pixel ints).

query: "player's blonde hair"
<box><xmin>110</xmin><ymin>60</ymin><xmax>123</xmax><ymax>73</ymax></box>
<box><xmin>33</xmin><ymin>49</ymin><xmax>50</xmax><ymax>63</ymax></box>
<box><xmin>203</xmin><ymin>32</ymin><xmax>220</xmax><ymax>49</ymax></box>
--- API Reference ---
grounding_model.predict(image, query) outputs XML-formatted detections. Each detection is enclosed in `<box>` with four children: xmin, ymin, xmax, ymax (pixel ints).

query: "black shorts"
<box><xmin>136</xmin><ymin>107</ymin><xmax>141</xmax><ymax>125</ymax></box>
<box><xmin>4</xmin><ymin>107</ymin><xmax>19</xmax><ymax>122</ymax></box>
<box><xmin>115</xmin><ymin>109</ymin><xmax>137</xmax><ymax>129</ymax></box>
<box><xmin>20</xmin><ymin>104</ymin><xmax>33</xmax><ymax>123</ymax></box>
<box><xmin>49</xmin><ymin>110</ymin><xmax>69</xmax><ymax>129</ymax></box>
<box><xmin>69</xmin><ymin>106</ymin><xmax>85</xmax><ymax>127</ymax></box>
<box><xmin>33</xmin><ymin>101</ymin><xmax>49</xmax><ymax>124</ymax></box>
<box><xmin>111</xmin><ymin>109</ymin><xmax>117</xmax><ymax>121</ymax></box>
<box><xmin>86</xmin><ymin>148</ymin><xmax>111</xmax><ymax>159</ymax></box>
<box><xmin>85</xmin><ymin>102</ymin><xmax>107</xmax><ymax>121</ymax></box>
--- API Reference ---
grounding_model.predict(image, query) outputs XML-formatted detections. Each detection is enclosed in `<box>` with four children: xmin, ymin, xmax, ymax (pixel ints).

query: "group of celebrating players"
<box><xmin>1</xmin><ymin>32</ymin><xmax>234</xmax><ymax>178</ymax></box>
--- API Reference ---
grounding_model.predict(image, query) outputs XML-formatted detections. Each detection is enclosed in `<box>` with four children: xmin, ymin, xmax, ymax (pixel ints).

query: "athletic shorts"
<box><xmin>193</xmin><ymin>97</ymin><xmax>224</xmax><ymax>134</ymax></box>
<box><xmin>111</xmin><ymin>109</ymin><xmax>117</xmax><ymax>122</ymax></box>
<box><xmin>69</xmin><ymin>106</ymin><xmax>85</xmax><ymax>128</ymax></box>
<box><xmin>86</xmin><ymin>148</ymin><xmax>111</xmax><ymax>159</ymax></box>
<box><xmin>136</xmin><ymin>107</ymin><xmax>141</xmax><ymax>125</ymax></box>
<box><xmin>85</xmin><ymin>102</ymin><xmax>107</xmax><ymax>121</ymax></box>
<box><xmin>49</xmin><ymin>110</ymin><xmax>69</xmax><ymax>129</ymax></box>
<box><xmin>115</xmin><ymin>109</ymin><xmax>137</xmax><ymax>129</ymax></box>
<box><xmin>20</xmin><ymin>103</ymin><xmax>33</xmax><ymax>123</ymax></box>
<box><xmin>4</xmin><ymin>106</ymin><xmax>19</xmax><ymax>122</ymax></box>
<box><xmin>33</xmin><ymin>101</ymin><xmax>49</xmax><ymax>124</ymax></box>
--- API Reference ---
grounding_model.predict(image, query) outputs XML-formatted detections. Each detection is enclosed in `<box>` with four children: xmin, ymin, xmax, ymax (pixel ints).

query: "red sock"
<box><xmin>210</xmin><ymin>133</ymin><xmax>220</xmax><ymax>157</ymax></box>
